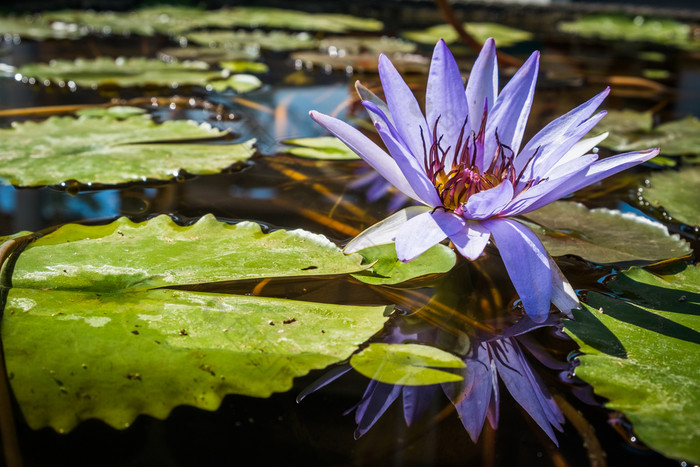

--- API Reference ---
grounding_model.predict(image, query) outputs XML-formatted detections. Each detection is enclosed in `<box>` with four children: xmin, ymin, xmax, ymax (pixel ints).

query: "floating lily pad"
<box><xmin>290</xmin><ymin>50</ymin><xmax>429</xmax><ymax>73</ymax></box>
<box><xmin>522</xmin><ymin>201</ymin><xmax>690</xmax><ymax>264</ymax></box>
<box><xmin>2</xmin><ymin>215</ymin><xmax>388</xmax><ymax>432</ymax></box>
<box><xmin>564</xmin><ymin>266</ymin><xmax>700</xmax><ymax>463</ymax></box>
<box><xmin>0</xmin><ymin>112</ymin><xmax>255</xmax><ymax>186</ymax></box>
<box><xmin>351</xmin><ymin>243</ymin><xmax>456</xmax><ymax>285</ymax></box>
<box><xmin>558</xmin><ymin>14</ymin><xmax>700</xmax><ymax>50</ymax></box>
<box><xmin>319</xmin><ymin>36</ymin><xmax>417</xmax><ymax>54</ymax></box>
<box><xmin>184</xmin><ymin>30</ymin><xmax>317</xmax><ymax>52</ymax></box>
<box><xmin>402</xmin><ymin>22</ymin><xmax>533</xmax><ymax>47</ymax></box>
<box><xmin>7</xmin><ymin>215</ymin><xmax>367</xmax><ymax>291</ymax></box>
<box><xmin>642</xmin><ymin>167</ymin><xmax>700</xmax><ymax>226</ymax></box>
<box><xmin>157</xmin><ymin>46</ymin><xmax>259</xmax><ymax>63</ymax></box>
<box><xmin>207</xmin><ymin>74</ymin><xmax>263</xmax><ymax>93</ymax></box>
<box><xmin>350</xmin><ymin>343</ymin><xmax>465</xmax><ymax>385</ymax></box>
<box><xmin>219</xmin><ymin>61</ymin><xmax>269</xmax><ymax>74</ymax></box>
<box><xmin>282</xmin><ymin>136</ymin><xmax>360</xmax><ymax>160</ymax></box>
<box><xmin>0</xmin><ymin>15</ymin><xmax>80</xmax><ymax>40</ymax></box>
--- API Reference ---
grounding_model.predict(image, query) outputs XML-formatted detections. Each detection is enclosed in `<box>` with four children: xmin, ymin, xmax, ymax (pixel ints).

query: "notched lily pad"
<box><xmin>350</xmin><ymin>343</ymin><xmax>465</xmax><ymax>385</ymax></box>
<box><xmin>522</xmin><ymin>201</ymin><xmax>690</xmax><ymax>264</ymax></box>
<box><xmin>641</xmin><ymin>166</ymin><xmax>700</xmax><ymax>227</ymax></box>
<box><xmin>564</xmin><ymin>266</ymin><xmax>700</xmax><ymax>463</ymax></box>
<box><xmin>282</xmin><ymin>136</ymin><xmax>360</xmax><ymax>160</ymax></box>
<box><xmin>352</xmin><ymin>243</ymin><xmax>456</xmax><ymax>285</ymax></box>
<box><xmin>0</xmin><ymin>112</ymin><xmax>256</xmax><ymax>186</ymax></box>
<box><xmin>402</xmin><ymin>22</ymin><xmax>533</xmax><ymax>47</ymax></box>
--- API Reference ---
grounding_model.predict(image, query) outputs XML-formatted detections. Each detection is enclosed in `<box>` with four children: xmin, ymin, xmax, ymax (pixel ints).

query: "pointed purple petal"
<box><xmin>449</xmin><ymin>221</ymin><xmax>491</xmax><ymax>260</ymax></box>
<box><xmin>309</xmin><ymin>111</ymin><xmax>421</xmax><ymax>202</ymax></box>
<box><xmin>403</xmin><ymin>385</ymin><xmax>438</xmax><ymax>426</ymax></box>
<box><xmin>484</xmin><ymin>51</ymin><xmax>540</xmax><ymax>164</ymax></box>
<box><xmin>354</xmin><ymin>381</ymin><xmax>402</xmax><ymax>439</ymax></box>
<box><xmin>466</xmin><ymin>38</ymin><xmax>497</xmax><ymax>132</ymax></box>
<box><xmin>463</xmin><ymin>181</ymin><xmax>514</xmax><ymax>220</ymax></box>
<box><xmin>296</xmin><ymin>365</ymin><xmax>353</xmax><ymax>402</ymax></box>
<box><xmin>395</xmin><ymin>209</ymin><xmax>465</xmax><ymax>261</ymax></box>
<box><xmin>378</xmin><ymin>54</ymin><xmax>430</xmax><ymax>165</ymax></box>
<box><xmin>344</xmin><ymin>206</ymin><xmax>431</xmax><ymax>254</ymax></box>
<box><xmin>482</xmin><ymin>218</ymin><xmax>552</xmax><ymax>322</ymax></box>
<box><xmin>356</xmin><ymin>80</ymin><xmax>394</xmax><ymax>126</ymax></box>
<box><xmin>426</xmin><ymin>39</ymin><xmax>469</xmax><ymax>168</ymax></box>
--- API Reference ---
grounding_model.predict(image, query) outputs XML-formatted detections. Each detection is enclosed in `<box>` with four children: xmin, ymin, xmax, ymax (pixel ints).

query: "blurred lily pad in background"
<box><xmin>403</xmin><ymin>22</ymin><xmax>533</xmax><ymax>47</ymax></box>
<box><xmin>641</xmin><ymin>166</ymin><xmax>700</xmax><ymax>227</ymax></box>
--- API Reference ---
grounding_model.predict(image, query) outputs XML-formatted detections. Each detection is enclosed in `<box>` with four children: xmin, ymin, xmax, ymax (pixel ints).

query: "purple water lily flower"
<box><xmin>310</xmin><ymin>39</ymin><xmax>659</xmax><ymax>322</ymax></box>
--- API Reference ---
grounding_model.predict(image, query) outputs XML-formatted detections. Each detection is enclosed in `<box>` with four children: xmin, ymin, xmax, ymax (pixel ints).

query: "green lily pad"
<box><xmin>157</xmin><ymin>46</ymin><xmax>259</xmax><ymax>63</ymax></box>
<box><xmin>522</xmin><ymin>201</ymin><xmax>691</xmax><ymax>264</ymax></box>
<box><xmin>642</xmin><ymin>167</ymin><xmax>700</xmax><ymax>226</ymax></box>
<box><xmin>0</xmin><ymin>15</ymin><xmax>80</xmax><ymax>40</ymax></box>
<box><xmin>74</xmin><ymin>106</ymin><xmax>147</xmax><ymax>119</ymax></box>
<box><xmin>352</xmin><ymin>243</ymin><xmax>456</xmax><ymax>285</ymax></box>
<box><xmin>6</xmin><ymin>214</ymin><xmax>367</xmax><ymax>291</ymax></box>
<box><xmin>402</xmin><ymin>22</ymin><xmax>533</xmax><ymax>47</ymax></box>
<box><xmin>558</xmin><ymin>14</ymin><xmax>700</xmax><ymax>50</ymax></box>
<box><xmin>282</xmin><ymin>136</ymin><xmax>360</xmax><ymax>160</ymax></box>
<box><xmin>564</xmin><ymin>265</ymin><xmax>700</xmax><ymax>463</ymax></box>
<box><xmin>219</xmin><ymin>61</ymin><xmax>269</xmax><ymax>74</ymax></box>
<box><xmin>319</xmin><ymin>36</ymin><xmax>417</xmax><ymax>54</ymax></box>
<box><xmin>185</xmin><ymin>30</ymin><xmax>317</xmax><ymax>52</ymax></box>
<box><xmin>0</xmin><ymin>112</ymin><xmax>255</xmax><ymax>186</ymax></box>
<box><xmin>206</xmin><ymin>74</ymin><xmax>263</xmax><ymax>93</ymax></box>
<box><xmin>2</xmin><ymin>215</ymin><xmax>387</xmax><ymax>432</ymax></box>
<box><xmin>4</xmin><ymin>287</ymin><xmax>389</xmax><ymax>432</ymax></box>
<box><xmin>350</xmin><ymin>343</ymin><xmax>465</xmax><ymax>385</ymax></box>
<box><xmin>290</xmin><ymin>50</ymin><xmax>429</xmax><ymax>74</ymax></box>
<box><xmin>15</xmin><ymin>57</ymin><xmax>260</xmax><ymax>91</ymax></box>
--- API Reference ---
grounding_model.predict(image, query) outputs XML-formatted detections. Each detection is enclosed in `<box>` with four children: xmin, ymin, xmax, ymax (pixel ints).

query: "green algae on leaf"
<box><xmin>3</xmin><ymin>287</ymin><xmax>390</xmax><ymax>432</ymax></box>
<box><xmin>7</xmin><ymin>214</ymin><xmax>368</xmax><ymax>291</ymax></box>
<box><xmin>0</xmin><ymin>112</ymin><xmax>256</xmax><ymax>186</ymax></box>
<box><xmin>564</xmin><ymin>265</ymin><xmax>700</xmax><ymax>463</ymax></box>
<box><xmin>352</xmin><ymin>243</ymin><xmax>456</xmax><ymax>286</ymax></box>
<box><xmin>521</xmin><ymin>201</ymin><xmax>690</xmax><ymax>264</ymax></box>
<box><xmin>15</xmin><ymin>57</ymin><xmax>261</xmax><ymax>91</ymax></box>
<box><xmin>403</xmin><ymin>22</ymin><xmax>533</xmax><ymax>47</ymax></box>
<box><xmin>282</xmin><ymin>136</ymin><xmax>360</xmax><ymax>160</ymax></box>
<box><xmin>642</xmin><ymin>166</ymin><xmax>700</xmax><ymax>227</ymax></box>
<box><xmin>350</xmin><ymin>343</ymin><xmax>465</xmax><ymax>385</ymax></box>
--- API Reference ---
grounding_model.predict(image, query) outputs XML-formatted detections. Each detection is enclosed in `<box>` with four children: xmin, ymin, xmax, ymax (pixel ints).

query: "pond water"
<box><xmin>0</xmin><ymin>2</ymin><xmax>699</xmax><ymax>466</ymax></box>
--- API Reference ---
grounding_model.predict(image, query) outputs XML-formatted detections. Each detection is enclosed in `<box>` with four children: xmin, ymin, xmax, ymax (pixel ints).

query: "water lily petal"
<box><xmin>354</xmin><ymin>380</ymin><xmax>402</xmax><ymax>439</ymax></box>
<box><xmin>373</xmin><ymin>118</ymin><xmax>443</xmax><ymax>207</ymax></box>
<box><xmin>546</xmin><ymin>131</ymin><xmax>609</xmax><ymax>175</ymax></box>
<box><xmin>395</xmin><ymin>209</ymin><xmax>465</xmax><ymax>261</ymax></box>
<box><xmin>484</xmin><ymin>51</ymin><xmax>539</xmax><ymax>164</ymax></box>
<box><xmin>466</xmin><ymin>37</ymin><xmax>497</xmax><ymax>133</ymax></box>
<box><xmin>356</xmin><ymin>81</ymin><xmax>394</xmax><ymax>126</ymax></box>
<box><xmin>462</xmin><ymin>181</ymin><xmax>514</xmax><ymax>220</ymax></box>
<box><xmin>309</xmin><ymin>110</ymin><xmax>421</xmax><ymax>202</ymax></box>
<box><xmin>482</xmin><ymin>218</ymin><xmax>552</xmax><ymax>322</ymax></box>
<box><xmin>548</xmin><ymin>255</ymin><xmax>579</xmax><ymax>318</ymax></box>
<box><xmin>426</xmin><ymin>39</ymin><xmax>469</xmax><ymax>168</ymax></box>
<box><xmin>449</xmin><ymin>221</ymin><xmax>491</xmax><ymax>260</ymax></box>
<box><xmin>403</xmin><ymin>385</ymin><xmax>439</xmax><ymax>426</ymax></box>
<box><xmin>378</xmin><ymin>54</ymin><xmax>430</xmax><ymax>165</ymax></box>
<box><xmin>516</xmin><ymin>87</ymin><xmax>610</xmax><ymax>174</ymax></box>
<box><xmin>344</xmin><ymin>206</ymin><xmax>430</xmax><ymax>254</ymax></box>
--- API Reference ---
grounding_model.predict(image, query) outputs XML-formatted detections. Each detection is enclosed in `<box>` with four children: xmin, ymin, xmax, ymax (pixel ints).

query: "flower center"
<box><xmin>422</xmin><ymin>115</ymin><xmax>536</xmax><ymax>214</ymax></box>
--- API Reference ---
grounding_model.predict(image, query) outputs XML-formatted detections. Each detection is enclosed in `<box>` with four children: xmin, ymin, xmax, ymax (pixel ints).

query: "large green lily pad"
<box><xmin>558</xmin><ymin>14</ymin><xmax>700</xmax><ymax>50</ymax></box>
<box><xmin>15</xmin><ymin>57</ymin><xmax>262</xmax><ymax>91</ymax></box>
<box><xmin>521</xmin><ymin>201</ymin><xmax>690</xmax><ymax>264</ymax></box>
<box><xmin>564</xmin><ymin>266</ymin><xmax>700</xmax><ymax>463</ymax></box>
<box><xmin>0</xmin><ymin>111</ymin><xmax>255</xmax><ymax>186</ymax></box>
<box><xmin>6</xmin><ymin>214</ymin><xmax>368</xmax><ymax>291</ymax></box>
<box><xmin>642</xmin><ymin>166</ymin><xmax>700</xmax><ymax>227</ymax></box>
<box><xmin>402</xmin><ymin>22</ymin><xmax>533</xmax><ymax>47</ymax></box>
<box><xmin>350</xmin><ymin>343</ymin><xmax>465</xmax><ymax>385</ymax></box>
<box><xmin>1</xmin><ymin>215</ymin><xmax>389</xmax><ymax>432</ymax></box>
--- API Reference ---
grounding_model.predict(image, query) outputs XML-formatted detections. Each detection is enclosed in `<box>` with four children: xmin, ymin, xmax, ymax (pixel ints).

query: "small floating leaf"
<box><xmin>0</xmin><ymin>112</ymin><xmax>255</xmax><ymax>186</ymax></box>
<box><xmin>642</xmin><ymin>166</ymin><xmax>700</xmax><ymax>226</ymax></box>
<box><xmin>352</xmin><ymin>243</ymin><xmax>456</xmax><ymax>285</ymax></box>
<box><xmin>564</xmin><ymin>265</ymin><xmax>700</xmax><ymax>464</ymax></box>
<box><xmin>403</xmin><ymin>22</ymin><xmax>533</xmax><ymax>47</ymax></box>
<box><xmin>350</xmin><ymin>343</ymin><xmax>465</xmax><ymax>385</ymax></box>
<box><xmin>207</xmin><ymin>74</ymin><xmax>263</xmax><ymax>93</ymax></box>
<box><xmin>282</xmin><ymin>136</ymin><xmax>360</xmax><ymax>160</ymax></box>
<box><xmin>522</xmin><ymin>201</ymin><xmax>690</xmax><ymax>264</ymax></box>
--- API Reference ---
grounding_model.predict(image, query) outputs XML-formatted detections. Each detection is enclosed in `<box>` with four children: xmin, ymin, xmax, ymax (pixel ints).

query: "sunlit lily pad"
<box><xmin>402</xmin><ymin>22</ymin><xmax>533</xmax><ymax>47</ymax></box>
<box><xmin>352</xmin><ymin>243</ymin><xmax>456</xmax><ymax>285</ymax></box>
<box><xmin>350</xmin><ymin>343</ymin><xmax>465</xmax><ymax>385</ymax></box>
<box><xmin>206</xmin><ymin>74</ymin><xmax>263</xmax><ymax>93</ymax></box>
<box><xmin>319</xmin><ymin>36</ymin><xmax>417</xmax><ymax>54</ymax></box>
<box><xmin>0</xmin><ymin>112</ymin><xmax>255</xmax><ymax>186</ymax></box>
<box><xmin>184</xmin><ymin>30</ymin><xmax>317</xmax><ymax>52</ymax></box>
<box><xmin>157</xmin><ymin>46</ymin><xmax>258</xmax><ymax>63</ymax></box>
<box><xmin>642</xmin><ymin>167</ymin><xmax>700</xmax><ymax>226</ymax></box>
<box><xmin>522</xmin><ymin>201</ymin><xmax>690</xmax><ymax>264</ymax></box>
<box><xmin>558</xmin><ymin>14</ymin><xmax>700</xmax><ymax>50</ymax></box>
<box><xmin>290</xmin><ymin>50</ymin><xmax>429</xmax><ymax>73</ymax></box>
<box><xmin>219</xmin><ymin>61</ymin><xmax>269</xmax><ymax>74</ymax></box>
<box><xmin>15</xmin><ymin>57</ymin><xmax>261</xmax><ymax>91</ymax></box>
<box><xmin>282</xmin><ymin>136</ymin><xmax>360</xmax><ymax>160</ymax></box>
<box><xmin>564</xmin><ymin>265</ymin><xmax>700</xmax><ymax>463</ymax></box>
<box><xmin>0</xmin><ymin>14</ymin><xmax>80</xmax><ymax>40</ymax></box>
<box><xmin>1</xmin><ymin>215</ymin><xmax>388</xmax><ymax>432</ymax></box>
<box><xmin>7</xmin><ymin>214</ymin><xmax>368</xmax><ymax>290</ymax></box>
